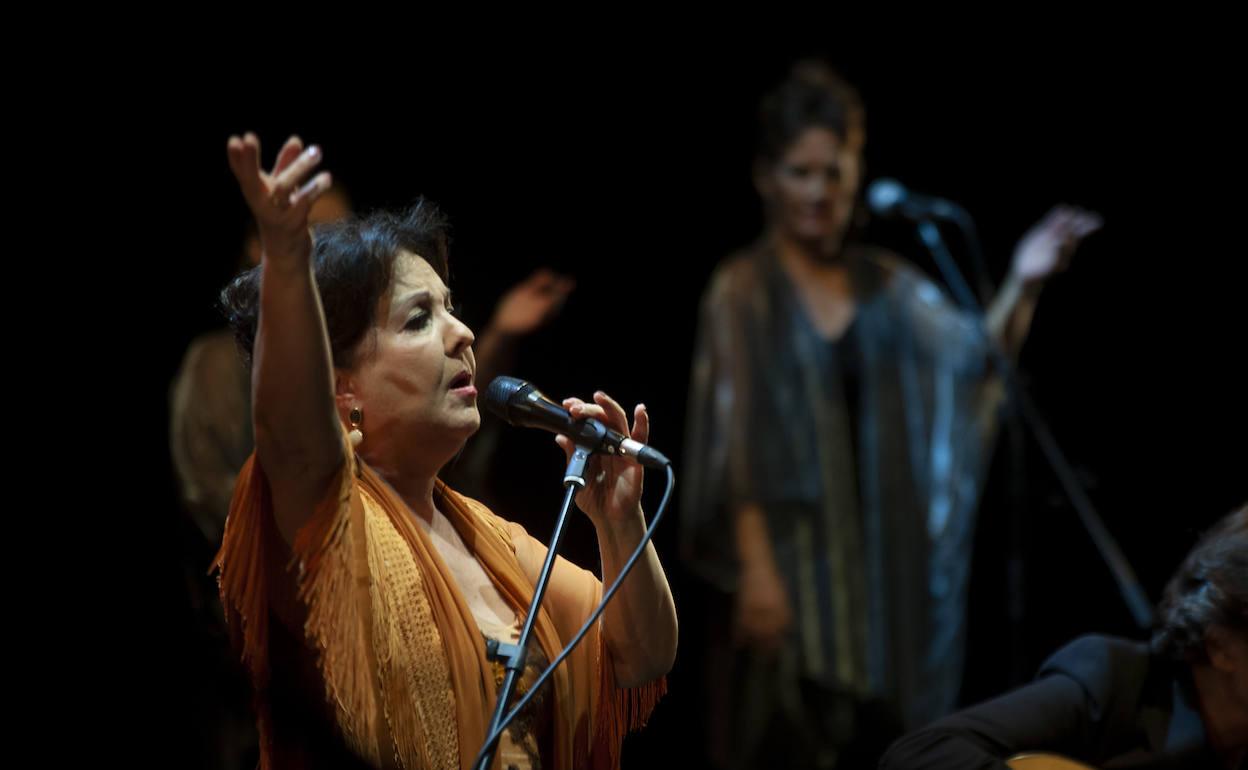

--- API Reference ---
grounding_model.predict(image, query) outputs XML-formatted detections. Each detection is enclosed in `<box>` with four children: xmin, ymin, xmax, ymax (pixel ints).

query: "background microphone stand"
<box><xmin>911</xmin><ymin>216</ymin><xmax>1155</xmax><ymax>681</ymax></box>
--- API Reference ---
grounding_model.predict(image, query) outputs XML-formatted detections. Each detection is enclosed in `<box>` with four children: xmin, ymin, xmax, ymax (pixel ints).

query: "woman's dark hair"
<box><xmin>757</xmin><ymin>59</ymin><xmax>866</xmax><ymax>163</ymax></box>
<box><xmin>1152</xmin><ymin>504</ymin><xmax>1248</xmax><ymax>662</ymax></box>
<box><xmin>221</xmin><ymin>197</ymin><xmax>451</xmax><ymax>369</ymax></box>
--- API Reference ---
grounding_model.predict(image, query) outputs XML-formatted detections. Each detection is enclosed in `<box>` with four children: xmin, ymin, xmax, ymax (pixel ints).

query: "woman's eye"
<box><xmin>404</xmin><ymin>313</ymin><xmax>430</xmax><ymax>331</ymax></box>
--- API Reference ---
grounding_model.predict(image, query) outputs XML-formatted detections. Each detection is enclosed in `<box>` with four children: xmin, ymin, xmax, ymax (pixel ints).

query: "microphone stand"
<box><xmin>475</xmin><ymin>444</ymin><xmax>592</xmax><ymax>770</ymax></box>
<box><xmin>912</xmin><ymin>219</ymin><xmax>1155</xmax><ymax>674</ymax></box>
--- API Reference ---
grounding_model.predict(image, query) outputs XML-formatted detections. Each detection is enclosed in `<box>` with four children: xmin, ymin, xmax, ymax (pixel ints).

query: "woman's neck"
<box><xmin>361</xmin><ymin>434</ymin><xmax>465</xmax><ymax>523</ymax></box>
<box><xmin>367</xmin><ymin>455</ymin><xmax>441</xmax><ymax>523</ymax></box>
<box><xmin>772</xmin><ymin>230</ymin><xmax>859</xmax><ymax>340</ymax></box>
<box><xmin>774</xmin><ymin>231</ymin><xmax>855</xmax><ymax>293</ymax></box>
<box><xmin>773</xmin><ymin>228</ymin><xmax>847</xmax><ymax>267</ymax></box>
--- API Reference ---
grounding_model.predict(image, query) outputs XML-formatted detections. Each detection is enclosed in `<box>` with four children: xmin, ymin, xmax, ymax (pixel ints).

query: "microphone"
<box><xmin>866</xmin><ymin>178</ymin><xmax>965</xmax><ymax>221</ymax></box>
<box><xmin>484</xmin><ymin>376</ymin><xmax>671</xmax><ymax>469</ymax></box>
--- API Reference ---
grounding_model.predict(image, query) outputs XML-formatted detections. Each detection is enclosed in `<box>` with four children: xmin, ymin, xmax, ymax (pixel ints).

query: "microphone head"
<box><xmin>483</xmin><ymin>376</ymin><xmax>531</xmax><ymax>424</ymax></box>
<box><xmin>866</xmin><ymin>177</ymin><xmax>907</xmax><ymax>215</ymax></box>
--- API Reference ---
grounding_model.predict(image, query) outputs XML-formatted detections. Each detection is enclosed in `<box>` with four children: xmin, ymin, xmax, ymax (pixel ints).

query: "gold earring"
<box><xmin>349</xmin><ymin>407</ymin><xmax>364</xmax><ymax>448</ymax></box>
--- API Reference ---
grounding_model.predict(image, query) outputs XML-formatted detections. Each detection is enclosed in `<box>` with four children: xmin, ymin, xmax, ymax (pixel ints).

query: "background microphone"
<box><xmin>866</xmin><ymin>177</ymin><xmax>966</xmax><ymax>221</ymax></box>
<box><xmin>484</xmin><ymin>376</ymin><xmax>672</xmax><ymax>469</ymax></box>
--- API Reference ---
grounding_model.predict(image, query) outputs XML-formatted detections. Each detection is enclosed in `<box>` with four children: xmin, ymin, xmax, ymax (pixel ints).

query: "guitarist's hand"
<box><xmin>1007</xmin><ymin>754</ymin><xmax>1097</xmax><ymax>769</ymax></box>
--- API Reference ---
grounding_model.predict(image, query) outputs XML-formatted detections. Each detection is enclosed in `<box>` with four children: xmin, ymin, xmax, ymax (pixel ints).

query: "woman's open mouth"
<box><xmin>449</xmin><ymin>370</ymin><xmax>476</xmax><ymax>396</ymax></box>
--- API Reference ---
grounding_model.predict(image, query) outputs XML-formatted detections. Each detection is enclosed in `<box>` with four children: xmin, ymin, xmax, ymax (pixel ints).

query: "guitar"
<box><xmin>1007</xmin><ymin>753</ymin><xmax>1096</xmax><ymax>770</ymax></box>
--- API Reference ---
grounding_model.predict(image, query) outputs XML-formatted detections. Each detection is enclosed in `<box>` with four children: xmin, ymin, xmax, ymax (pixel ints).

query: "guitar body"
<box><xmin>1007</xmin><ymin>753</ymin><xmax>1096</xmax><ymax>770</ymax></box>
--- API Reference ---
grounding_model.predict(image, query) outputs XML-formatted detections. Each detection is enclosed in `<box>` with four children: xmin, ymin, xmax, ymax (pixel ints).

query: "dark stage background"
<box><xmin>116</xmin><ymin>42</ymin><xmax>1244</xmax><ymax>768</ymax></box>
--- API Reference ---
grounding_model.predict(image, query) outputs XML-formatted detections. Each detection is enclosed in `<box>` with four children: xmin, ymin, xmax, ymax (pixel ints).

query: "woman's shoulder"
<box><xmin>706</xmin><ymin>243</ymin><xmax>767</xmax><ymax>294</ymax></box>
<box><xmin>848</xmin><ymin>244</ymin><xmax>941</xmax><ymax>300</ymax></box>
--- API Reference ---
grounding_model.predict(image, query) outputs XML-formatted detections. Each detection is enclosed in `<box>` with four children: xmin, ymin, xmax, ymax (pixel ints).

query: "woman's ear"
<box><xmin>333</xmin><ymin>369</ymin><xmax>356</xmax><ymax>423</ymax></box>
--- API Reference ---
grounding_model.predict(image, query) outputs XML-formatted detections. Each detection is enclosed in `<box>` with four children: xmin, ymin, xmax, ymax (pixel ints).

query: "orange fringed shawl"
<box><xmin>213</xmin><ymin>434</ymin><xmax>665</xmax><ymax>769</ymax></box>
